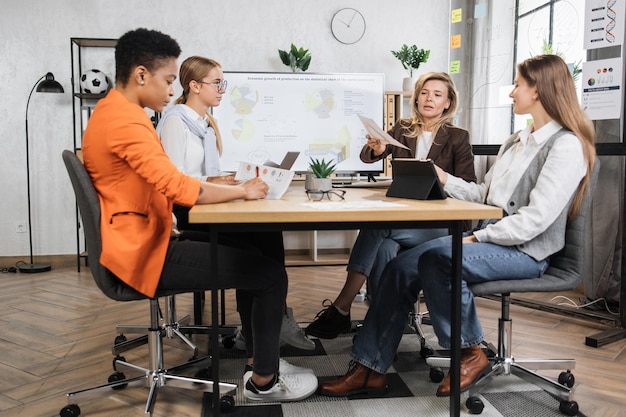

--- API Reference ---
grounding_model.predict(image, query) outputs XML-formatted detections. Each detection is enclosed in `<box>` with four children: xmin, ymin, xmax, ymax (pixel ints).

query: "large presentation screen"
<box><xmin>213</xmin><ymin>72</ymin><xmax>385</xmax><ymax>174</ymax></box>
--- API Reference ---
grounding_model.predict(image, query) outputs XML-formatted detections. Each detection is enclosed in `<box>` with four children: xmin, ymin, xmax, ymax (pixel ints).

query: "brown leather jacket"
<box><xmin>360</xmin><ymin>122</ymin><xmax>476</xmax><ymax>182</ymax></box>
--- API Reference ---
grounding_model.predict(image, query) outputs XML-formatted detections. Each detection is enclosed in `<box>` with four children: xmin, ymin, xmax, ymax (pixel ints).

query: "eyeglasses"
<box><xmin>306</xmin><ymin>189</ymin><xmax>346</xmax><ymax>201</ymax></box>
<box><xmin>196</xmin><ymin>79</ymin><xmax>228</xmax><ymax>91</ymax></box>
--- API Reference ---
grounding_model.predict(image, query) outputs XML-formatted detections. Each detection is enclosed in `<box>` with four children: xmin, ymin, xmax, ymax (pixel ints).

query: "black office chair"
<box><xmin>419</xmin><ymin>160</ymin><xmax>599</xmax><ymax>416</ymax></box>
<box><xmin>60</xmin><ymin>150</ymin><xmax>236</xmax><ymax>417</ymax></box>
<box><xmin>114</xmin><ymin>229</ymin><xmax>237</xmax><ymax>359</ymax></box>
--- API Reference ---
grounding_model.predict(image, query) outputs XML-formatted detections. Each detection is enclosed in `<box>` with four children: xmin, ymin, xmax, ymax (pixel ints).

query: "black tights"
<box><xmin>159</xmin><ymin>237</ymin><xmax>286</xmax><ymax>376</ymax></box>
<box><xmin>169</xmin><ymin>205</ymin><xmax>288</xmax><ymax>375</ymax></box>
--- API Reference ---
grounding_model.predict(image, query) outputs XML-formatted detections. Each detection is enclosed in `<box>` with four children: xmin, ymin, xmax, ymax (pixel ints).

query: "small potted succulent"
<box><xmin>391</xmin><ymin>44</ymin><xmax>430</xmax><ymax>91</ymax></box>
<box><xmin>305</xmin><ymin>157</ymin><xmax>336</xmax><ymax>191</ymax></box>
<box><xmin>278</xmin><ymin>44</ymin><xmax>312</xmax><ymax>72</ymax></box>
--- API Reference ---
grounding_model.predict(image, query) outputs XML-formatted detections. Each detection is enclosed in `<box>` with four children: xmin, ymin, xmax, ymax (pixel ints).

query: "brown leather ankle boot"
<box><xmin>318</xmin><ymin>362</ymin><xmax>388</xmax><ymax>397</ymax></box>
<box><xmin>436</xmin><ymin>345</ymin><xmax>489</xmax><ymax>397</ymax></box>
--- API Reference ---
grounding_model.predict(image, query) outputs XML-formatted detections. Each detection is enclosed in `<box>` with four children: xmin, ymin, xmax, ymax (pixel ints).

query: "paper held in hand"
<box><xmin>235</xmin><ymin>161</ymin><xmax>295</xmax><ymax>199</ymax></box>
<box><xmin>357</xmin><ymin>114</ymin><xmax>410</xmax><ymax>150</ymax></box>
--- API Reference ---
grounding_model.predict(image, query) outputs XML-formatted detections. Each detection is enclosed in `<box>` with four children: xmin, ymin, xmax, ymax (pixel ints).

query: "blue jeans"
<box><xmin>347</xmin><ymin>227</ymin><xmax>448</xmax><ymax>302</ymax></box>
<box><xmin>352</xmin><ymin>234</ymin><xmax>548</xmax><ymax>374</ymax></box>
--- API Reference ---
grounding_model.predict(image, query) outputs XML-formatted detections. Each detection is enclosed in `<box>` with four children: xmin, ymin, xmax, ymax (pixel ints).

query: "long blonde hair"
<box><xmin>517</xmin><ymin>54</ymin><xmax>596</xmax><ymax>217</ymax></box>
<box><xmin>401</xmin><ymin>72</ymin><xmax>459</xmax><ymax>140</ymax></box>
<box><xmin>175</xmin><ymin>55</ymin><xmax>223</xmax><ymax>155</ymax></box>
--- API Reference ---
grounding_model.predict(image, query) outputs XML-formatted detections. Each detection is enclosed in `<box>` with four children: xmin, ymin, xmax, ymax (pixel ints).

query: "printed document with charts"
<box><xmin>357</xmin><ymin>114</ymin><xmax>409</xmax><ymax>150</ymax></box>
<box><xmin>235</xmin><ymin>161</ymin><xmax>294</xmax><ymax>199</ymax></box>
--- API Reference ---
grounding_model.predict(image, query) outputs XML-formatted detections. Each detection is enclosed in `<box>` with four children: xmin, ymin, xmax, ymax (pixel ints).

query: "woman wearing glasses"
<box><xmin>157</xmin><ymin>56</ymin><xmax>316</xmax><ymax>355</ymax></box>
<box><xmin>306</xmin><ymin>72</ymin><xmax>476</xmax><ymax>339</ymax></box>
<box><xmin>158</xmin><ymin>56</ymin><xmax>233</xmax><ymax>188</ymax></box>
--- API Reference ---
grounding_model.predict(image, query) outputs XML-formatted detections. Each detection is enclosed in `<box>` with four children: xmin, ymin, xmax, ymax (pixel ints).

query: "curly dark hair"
<box><xmin>115</xmin><ymin>28</ymin><xmax>181</xmax><ymax>87</ymax></box>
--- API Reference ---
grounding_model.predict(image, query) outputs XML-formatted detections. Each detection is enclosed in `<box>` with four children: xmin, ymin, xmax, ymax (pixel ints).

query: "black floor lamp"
<box><xmin>18</xmin><ymin>73</ymin><xmax>64</xmax><ymax>273</ymax></box>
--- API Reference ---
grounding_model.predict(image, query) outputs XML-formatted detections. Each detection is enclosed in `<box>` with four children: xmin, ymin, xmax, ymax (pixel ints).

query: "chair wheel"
<box><xmin>222</xmin><ymin>335</ymin><xmax>236</xmax><ymax>349</ymax></box>
<box><xmin>559</xmin><ymin>400</ymin><xmax>579</xmax><ymax>416</ymax></box>
<box><xmin>420</xmin><ymin>346</ymin><xmax>434</xmax><ymax>359</ymax></box>
<box><xmin>220</xmin><ymin>395</ymin><xmax>236</xmax><ymax>413</ymax></box>
<box><xmin>558</xmin><ymin>371</ymin><xmax>575</xmax><ymax>388</ymax></box>
<box><xmin>60</xmin><ymin>404</ymin><xmax>81</xmax><ymax>417</ymax></box>
<box><xmin>114</xmin><ymin>334</ymin><xmax>127</xmax><ymax>345</ymax></box>
<box><xmin>112</xmin><ymin>355</ymin><xmax>126</xmax><ymax>371</ymax></box>
<box><xmin>202</xmin><ymin>393</ymin><xmax>236</xmax><ymax>414</ymax></box>
<box><xmin>429</xmin><ymin>367</ymin><xmax>445</xmax><ymax>383</ymax></box>
<box><xmin>108</xmin><ymin>371</ymin><xmax>128</xmax><ymax>390</ymax></box>
<box><xmin>194</xmin><ymin>367</ymin><xmax>212</xmax><ymax>380</ymax></box>
<box><xmin>466</xmin><ymin>396</ymin><xmax>484</xmax><ymax>414</ymax></box>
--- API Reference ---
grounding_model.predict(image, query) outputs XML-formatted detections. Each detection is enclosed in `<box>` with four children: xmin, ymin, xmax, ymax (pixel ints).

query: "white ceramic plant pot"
<box><xmin>305</xmin><ymin>174</ymin><xmax>332</xmax><ymax>191</ymax></box>
<box><xmin>403</xmin><ymin>76</ymin><xmax>418</xmax><ymax>92</ymax></box>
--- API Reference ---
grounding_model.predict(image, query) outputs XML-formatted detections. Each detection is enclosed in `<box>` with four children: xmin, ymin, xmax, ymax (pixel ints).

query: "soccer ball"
<box><xmin>80</xmin><ymin>69</ymin><xmax>110</xmax><ymax>95</ymax></box>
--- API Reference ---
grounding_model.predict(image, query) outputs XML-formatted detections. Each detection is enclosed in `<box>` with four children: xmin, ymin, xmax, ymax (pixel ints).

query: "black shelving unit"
<box><xmin>70</xmin><ymin>38</ymin><xmax>117</xmax><ymax>271</ymax></box>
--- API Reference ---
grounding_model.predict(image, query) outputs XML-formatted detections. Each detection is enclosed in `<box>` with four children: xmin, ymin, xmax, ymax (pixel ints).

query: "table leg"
<box><xmin>210</xmin><ymin>226</ymin><xmax>221</xmax><ymax>416</ymax></box>
<box><xmin>449</xmin><ymin>221</ymin><xmax>463</xmax><ymax>416</ymax></box>
<box><xmin>194</xmin><ymin>292</ymin><xmax>203</xmax><ymax>325</ymax></box>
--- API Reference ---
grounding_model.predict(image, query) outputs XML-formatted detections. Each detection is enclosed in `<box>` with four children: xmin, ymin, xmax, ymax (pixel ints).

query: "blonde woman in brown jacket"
<box><xmin>306</xmin><ymin>72</ymin><xmax>476</xmax><ymax>339</ymax></box>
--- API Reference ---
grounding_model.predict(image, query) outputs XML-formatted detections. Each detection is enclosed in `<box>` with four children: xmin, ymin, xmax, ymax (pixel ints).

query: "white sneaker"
<box><xmin>243</xmin><ymin>359</ymin><xmax>314</xmax><ymax>387</ymax></box>
<box><xmin>244</xmin><ymin>372</ymin><xmax>318</xmax><ymax>402</ymax></box>
<box><xmin>243</xmin><ymin>369</ymin><xmax>253</xmax><ymax>387</ymax></box>
<box><xmin>234</xmin><ymin>330</ymin><xmax>246</xmax><ymax>351</ymax></box>
<box><xmin>280</xmin><ymin>308</ymin><xmax>316</xmax><ymax>350</ymax></box>
<box><xmin>279</xmin><ymin>358</ymin><xmax>315</xmax><ymax>375</ymax></box>
<box><xmin>235</xmin><ymin>328</ymin><xmax>289</xmax><ymax>351</ymax></box>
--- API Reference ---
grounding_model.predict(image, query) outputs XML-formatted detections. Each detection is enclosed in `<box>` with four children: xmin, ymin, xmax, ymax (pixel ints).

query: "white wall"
<box><xmin>0</xmin><ymin>0</ymin><xmax>450</xmax><ymax>257</ymax></box>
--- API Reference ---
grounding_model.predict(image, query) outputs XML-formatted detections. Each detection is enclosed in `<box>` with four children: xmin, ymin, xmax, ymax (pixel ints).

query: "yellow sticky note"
<box><xmin>452</xmin><ymin>8</ymin><xmax>462</xmax><ymax>23</ymax></box>
<box><xmin>450</xmin><ymin>34</ymin><xmax>461</xmax><ymax>49</ymax></box>
<box><xmin>449</xmin><ymin>60</ymin><xmax>461</xmax><ymax>74</ymax></box>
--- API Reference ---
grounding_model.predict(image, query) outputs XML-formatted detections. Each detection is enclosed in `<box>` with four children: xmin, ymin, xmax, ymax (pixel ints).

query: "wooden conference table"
<box><xmin>189</xmin><ymin>183</ymin><xmax>502</xmax><ymax>417</ymax></box>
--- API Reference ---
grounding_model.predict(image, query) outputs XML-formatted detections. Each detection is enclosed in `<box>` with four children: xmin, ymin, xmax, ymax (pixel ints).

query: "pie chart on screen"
<box><xmin>231</xmin><ymin>118</ymin><xmax>255</xmax><ymax>142</ymax></box>
<box><xmin>230</xmin><ymin>84</ymin><xmax>258</xmax><ymax>114</ymax></box>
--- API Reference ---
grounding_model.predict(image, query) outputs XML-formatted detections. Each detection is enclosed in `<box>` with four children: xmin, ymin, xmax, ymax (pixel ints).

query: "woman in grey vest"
<box><xmin>318</xmin><ymin>54</ymin><xmax>596</xmax><ymax>398</ymax></box>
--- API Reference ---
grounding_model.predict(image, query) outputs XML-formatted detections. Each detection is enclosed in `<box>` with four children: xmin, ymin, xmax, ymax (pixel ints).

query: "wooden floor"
<box><xmin>0</xmin><ymin>264</ymin><xmax>625</xmax><ymax>417</ymax></box>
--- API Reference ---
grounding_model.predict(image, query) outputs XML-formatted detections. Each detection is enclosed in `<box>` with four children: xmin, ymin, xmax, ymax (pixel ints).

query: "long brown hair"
<box><xmin>175</xmin><ymin>55</ymin><xmax>223</xmax><ymax>155</ymax></box>
<box><xmin>401</xmin><ymin>72</ymin><xmax>459</xmax><ymax>140</ymax></box>
<box><xmin>517</xmin><ymin>54</ymin><xmax>596</xmax><ymax>217</ymax></box>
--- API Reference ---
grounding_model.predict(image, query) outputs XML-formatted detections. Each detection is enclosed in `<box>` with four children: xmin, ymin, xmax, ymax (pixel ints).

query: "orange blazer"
<box><xmin>82</xmin><ymin>90</ymin><xmax>201</xmax><ymax>297</ymax></box>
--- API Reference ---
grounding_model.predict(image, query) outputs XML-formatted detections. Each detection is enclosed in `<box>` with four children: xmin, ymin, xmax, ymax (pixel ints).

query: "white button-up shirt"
<box><xmin>445</xmin><ymin>120</ymin><xmax>586</xmax><ymax>246</ymax></box>
<box><xmin>159</xmin><ymin>104</ymin><xmax>219</xmax><ymax>181</ymax></box>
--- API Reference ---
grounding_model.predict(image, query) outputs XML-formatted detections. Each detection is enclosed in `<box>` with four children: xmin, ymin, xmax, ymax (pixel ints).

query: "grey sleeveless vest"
<box><xmin>499</xmin><ymin>129</ymin><xmax>575</xmax><ymax>261</ymax></box>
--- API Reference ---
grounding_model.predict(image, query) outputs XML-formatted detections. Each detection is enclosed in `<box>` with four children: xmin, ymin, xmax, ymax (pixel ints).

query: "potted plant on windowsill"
<box><xmin>391</xmin><ymin>44</ymin><xmax>430</xmax><ymax>91</ymax></box>
<box><xmin>278</xmin><ymin>44</ymin><xmax>312</xmax><ymax>72</ymax></box>
<box><xmin>540</xmin><ymin>39</ymin><xmax>582</xmax><ymax>83</ymax></box>
<box><xmin>305</xmin><ymin>157</ymin><xmax>336</xmax><ymax>191</ymax></box>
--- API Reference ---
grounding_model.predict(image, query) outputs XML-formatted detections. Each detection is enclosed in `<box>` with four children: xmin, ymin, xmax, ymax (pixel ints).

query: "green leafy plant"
<box><xmin>391</xmin><ymin>44</ymin><xmax>430</xmax><ymax>77</ymax></box>
<box><xmin>278</xmin><ymin>44</ymin><xmax>312</xmax><ymax>72</ymax></box>
<box><xmin>308</xmin><ymin>157</ymin><xmax>336</xmax><ymax>178</ymax></box>
<box><xmin>540</xmin><ymin>39</ymin><xmax>582</xmax><ymax>83</ymax></box>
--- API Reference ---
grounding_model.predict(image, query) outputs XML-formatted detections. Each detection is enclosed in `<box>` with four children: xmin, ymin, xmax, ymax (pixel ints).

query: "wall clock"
<box><xmin>331</xmin><ymin>8</ymin><xmax>366</xmax><ymax>45</ymax></box>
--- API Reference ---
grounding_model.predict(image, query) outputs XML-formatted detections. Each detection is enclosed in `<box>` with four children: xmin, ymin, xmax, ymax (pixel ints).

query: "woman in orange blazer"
<box><xmin>81</xmin><ymin>28</ymin><xmax>317</xmax><ymax>402</ymax></box>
